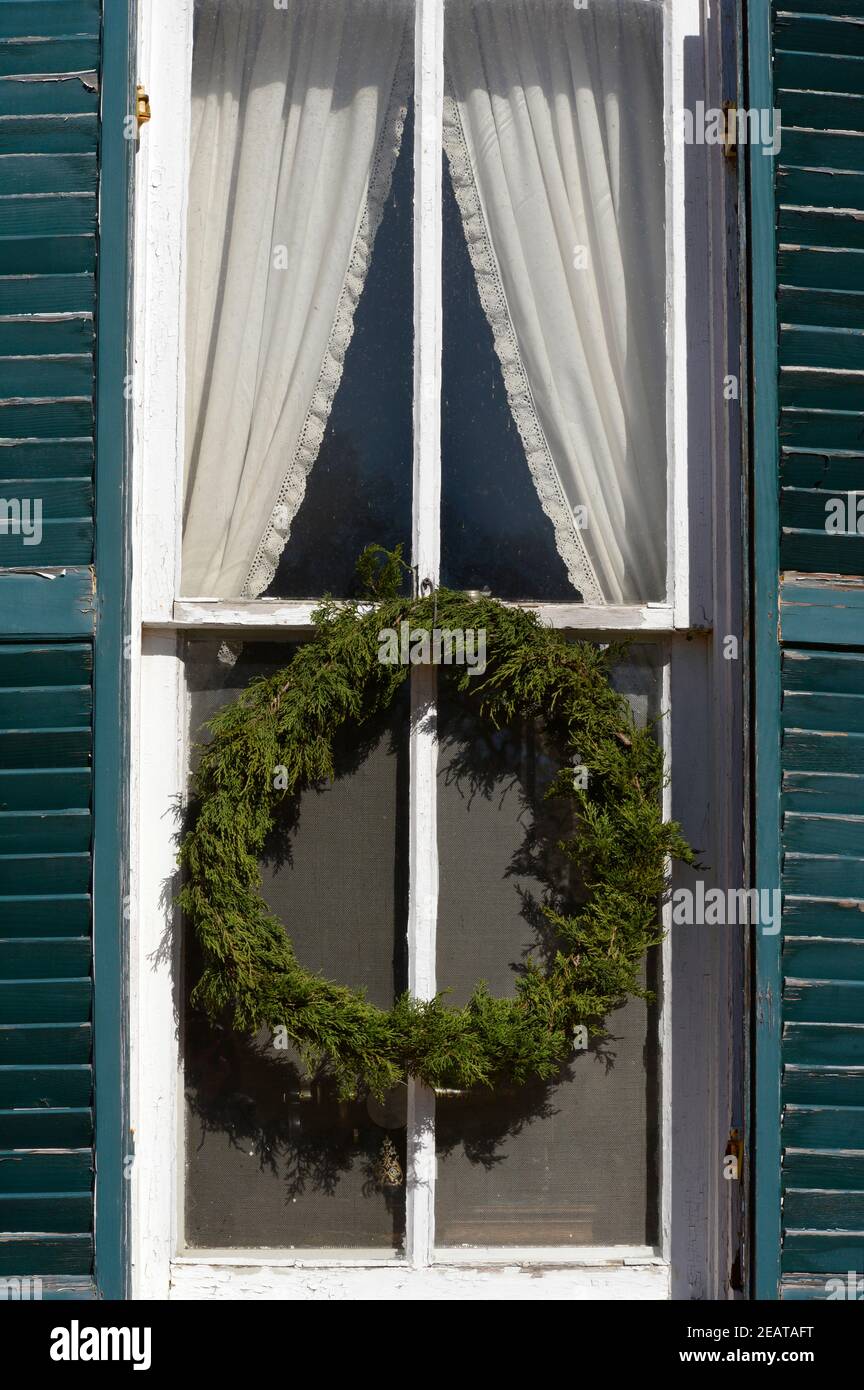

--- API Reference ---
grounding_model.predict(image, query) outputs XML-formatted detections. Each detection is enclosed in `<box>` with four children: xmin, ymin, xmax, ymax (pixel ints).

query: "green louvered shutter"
<box><xmin>0</xmin><ymin>0</ymin><xmax>130</xmax><ymax>1299</ymax></box>
<box><xmin>752</xmin><ymin>0</ymin><xmax>864</xmax><ymax>1299</ymax></box>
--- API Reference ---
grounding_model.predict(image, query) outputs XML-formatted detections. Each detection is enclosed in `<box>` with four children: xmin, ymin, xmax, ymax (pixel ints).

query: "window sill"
<box><xmin>167</xmin><ymin>1252</ymin><xmax>669</xmax><ymax>1300</ymax></box>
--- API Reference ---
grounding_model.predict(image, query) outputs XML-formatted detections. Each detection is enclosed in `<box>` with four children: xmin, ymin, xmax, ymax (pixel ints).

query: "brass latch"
<box><xmin>724</xmin><ymin>1127</ymin><xmax>743</xmax><ymax>1180</ymax></box>
<box><xmin>136</xmin><ymin>85</ymin><xmax>151</xmax><ymax>130</ymax></box>
<box><xmin>722</xmin><ymin>102</ymin><xmax>737</xmax><ymax>161</ymax></box>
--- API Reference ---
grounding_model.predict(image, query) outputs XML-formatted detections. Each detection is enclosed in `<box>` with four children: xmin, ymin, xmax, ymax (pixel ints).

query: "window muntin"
<box><xmin>182</xmin><ymin>0</ymin><xmax>667</xmax><ymax>608</ymax></box>
<box><xmin>174</xmin><ymin>0</ymin><xmax>674</xmax><ymax>1260</ymax></box>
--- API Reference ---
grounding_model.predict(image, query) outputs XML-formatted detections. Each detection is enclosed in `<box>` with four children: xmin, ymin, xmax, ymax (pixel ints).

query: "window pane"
<box><xmin>434</xmin><ymin>648</ymin><xmax>661</xmax><ymax>1246</ymax></box>
<box><xmin>183</xmin><ymin>0</ymin><xmax>414</xmax><ymax>600</ymax></box>
<box><xmin>183</xmin><ymin>637</ymin><xmax>409</xmax><ymax>1250</ymax></box>
<box><xmin>441</xmin><ymin>0</ymin><xmax>667</xmax><ymax>604</ymax></box>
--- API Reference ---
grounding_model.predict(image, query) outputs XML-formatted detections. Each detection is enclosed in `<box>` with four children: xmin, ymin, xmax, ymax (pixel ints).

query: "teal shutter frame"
<box><xmin>0</xmin><ymin>0</ymin><xmax>131</xmax><ymax>1298</ymax></box>
<box><xmin>751</xmin><ymin>0</ymin><xmax>864</xmax><ymax>1298</ymax></box>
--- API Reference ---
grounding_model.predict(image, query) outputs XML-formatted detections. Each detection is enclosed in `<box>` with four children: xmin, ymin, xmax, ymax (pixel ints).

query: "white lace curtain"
<box><xmin>183</xmin><ymin>0</ymin><xmax>412</xmax><ymax>597</ymax></box>
<box><xmin>183</xmin><ymin>0</ymin><xmax>666</xmax><ymax>603</ymax></box>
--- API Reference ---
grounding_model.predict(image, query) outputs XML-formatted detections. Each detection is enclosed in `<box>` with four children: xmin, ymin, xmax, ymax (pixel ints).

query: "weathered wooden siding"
<box><xmin>755</xmin><ymin>0</ymin><xmax>864</xmax><ymax>1299</ymax></box>
<box><xmin>0</xmin><ymin>0</ymin><xmax>104</xmax><ymax>1300</ymax></box>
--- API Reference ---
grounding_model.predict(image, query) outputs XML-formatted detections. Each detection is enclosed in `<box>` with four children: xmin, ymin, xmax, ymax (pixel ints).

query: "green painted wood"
<box><xmin>0</xmin><ymin>644</ymin><xmax>91</xmax><ymax>685</ymax></box>
<box><xmin>778</xmin><ymin>168</ymin><xmax>864</xmax><ymax>216</ymax></box>
<box><xmin>781</xmin><ymin>325</ymin><xmax>864</xmax><ymax>370</ymax></box>
<box><xmin>784</xmin><ymin>1102</ymin><xmax>864</xmax><ymax>1147</ymax></box>
<box><xmin>781</xmin><ymin>583</ymin><xmax>864</xmax><ymax>641</ymax></box>
<box><xmin>781</xmin><ymin>408</ymin><xmax>864</xmax><ymax>451</ymax></box>
<box><xmin>784</xmin><ymin>1021</ymin><xmax>864</xmax><ymax>1063</ymax></box>
<box><xmin>89</xmin><ymin>0</ymin><xmax>132</xmax><ymax>1300</ymax></box>
<box><xmin>0</xmin><ymin>1233</ymin><xmax>91</xmax><ymax>1276</ymax></box>
<box><xmin>0</xmin><ymin>400</ymin><xmax>93</xmax><ymax>439</ymax></box>
<box><xmin>0</xmin><ymin>938</ymin><xmax>90</xmax><ymax>979</ymax></box>
<box><xmin>775</xmin><ymin>12</ymin><xmax>864</xmax><ymax>59</ymax></box>
<box><xmin>783</xmin><ymin>1064</ymin><xmax>864</xmax><ymax>1104</ymax></box>
<box><xmin>0</xmin><ymin>855</ymin><xmax>90</xmax><ymax>896</ymax></box>
<box><xmin>783</xmin><ymin>1189</ymin><xmax>864</xmax><ymax>1230</ymax></box>
<box><xmin>0</xmin><ymin>897</ymin><xmax>89</xmax><ymax>939</ymax></box>
<box><xmin>784</xmin><ymin>852</ymin><xmax>864</xmax><ymax>898</ymax></box>
<box><xmin>780</xmin><ymin>370</ymin><xmax>864</xmax><ymax>412</ymax></box>
<box><xmin>780</xmin><ymin>286</ymin><xmax>864</xmax><ymax>330</ymax></box>
<box><xmin>777</xmin><ymin>87</ymin><xmax>864</xmax><ymax>133</ymax></box>
<box><xmin>0</xmin><ymin>771</ymin><xmax>91</xmax><ymax>813</ymax></box>
<box><xmin>776</xmin><ymin>0</ymin><xmax>864</xmax><ymax>16</ymax></box>
<box><xmin>782</xmin><ymin>935</ymin><xmax>864</xmax><ymax>975</ymax></box>
<box><xmin>752</xmin><ymin>0</ymin><xmax>784</xmax><ymax>1300</ymax></box>
<box><xmin>781</xmin><ymin>129</ymin><xmax>864</xmax><ymax>175</ymax></box>
<box><xmin>778</xmin><ymin>209</ymin><xmax>864</xmax><ymax>255</ymax></box>
<box><xmin>0</xmin><ymin>273</ymin><xmax>94</xmax><ymax>315</ymax></box>
<box><xmin>0</xmin><ymin>449</ymin><xmax>93</xmax><ymax>484</ymax></box>
<box><xmin>783</xmin><ymin>694</ymin><xmax>864</xmax><ymax>735</ymax></box>
<box><xmin>0</xmin><ymin>814</ymin><xmax>91</xmax><ymax>854</ymax></box>
<box><xmin>0</xmin><ymin>979</ymin><xmax>91</xmax><ymax>1024</ymax></box>
<box><xmin>0</xmin><ymin>687</ymin><xmax>91</xmax><ymax>727</ymax></box>
<box><xmin>0</xmin><ymin>39</ymin><xmax>98</xmax><ymax>81</ymax></box>
<box><xmin>0</xmin><ymin>732</ymin><xmax>90</xmax><ymax>773</ymax></box>
<box><xmin>781</xmin><ymin>1234</ymin><xmax>864</xmax><ymax>1275</ymax></box>
<box><xmin>781</xmin><ymin>1275</ymin><xmax>852</xmax><ymax>1297</ymax></box>
<box><xmin>0</xmin><ymin>1108</ymin><xmax>92</xmax><ymax>1149</ymax></box>
<box><xmin>782</xmin><ymin>453</ymin><xmax>864</xmax><ymax>490</ymax></box>
<box><xmin>38</xmin><ymin>1276</ymin><xmax>98</xmax><ymax>1299</ymax></box>
<box><xmin>1</xmin><ymin>358</ymin><xmax>93</xmax><ymax>399</ymax></box>
<box><xmin>783</xmin><ymin>730</ymin><xmax>864</xmax><ymax>775</ymax></box>
<box><xmin>0</xmin><ymin>115</ymin><xmax>99</xmax><ymax>155</ymax></box>
<box><xmin>784</xmin><ymin>648</ymin><xmax>864</xmax><ymax>693</ymax></box>
<box><xmin>0</xmin><ymin>576</ymin><xmax>94</xmax><ymax>641</ymax></box>
<box><xmin>0</xmin><ymin>234</ymin><xmax>93</xmax><ymax>274</ymax></box>
<box><xmin>0</xmin><ymin>522</ymin><xmax>93</xmax><ymax>566</ymax></box>
<box><xmin>779</xmin><ymin>248</ymin><xmax>864</xmax><ymax>297</ymax></box>
<box><xmin>0</xmin><ymin>77</ymin><xmax>98</xmax><ymax>118</ymax></box>
<box><xmin>0</xmin><ymin>1193</ymin><xmax>92</xmax><ymax>1234</ymax></box>
<box><xmin>0</xmin><ymin>194</ymin><xmax>95</xmax><ymax>238</ymax></box>
<box><xmin>0</xmin><ymin>1149</ymin><xmax>92</xmax><ymax>1195</ymax></box>
<box><xmin>784</xmin><ymin>1148</ymin><xmax>864</xmax><ymax>1189</ymax></box>
<box><xmin>776</xmin><ymin>47</ymin><xmax>864</xmax><ymax>97</ymax></box>
<box><xmin>0</xmin><ymin>2</ymin><xmax>100</xmax><ymax>39</ymax></box>
<box><xmin>0</xmin><ymin>315</ymin><xmax>93</xmax><ymax>355</ymax></box>
<box><xmin>0</xmin><ymin>1023</ymin><xmax>90</xmax><ymax>1064</ymax></box>
<box><xmin>0</xmin><ymin>1065</ymin><xmax>90</xmax><ymax>1109</ymax></box>
<box><xmin>783</xmin><ymin>813</ymin><xmax>864</xmax><ymax>857</ymax></box>
<box><xmin>784</xmin><ymin>977</ymin><xmax>864</xmax><ymax>1022</ymax></box>
<box><xmin>782</xmin><ymin>894</ymin><xmax>864</xmax><ymax>934</ymax></box>
<box><xmin>0</xmin><ymin>155</ymin><xmax>98</xmax><ymax>196</ymax></box>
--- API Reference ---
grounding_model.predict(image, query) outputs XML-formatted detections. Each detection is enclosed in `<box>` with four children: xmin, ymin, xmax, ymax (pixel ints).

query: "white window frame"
<box><xmin>128</xmin><ymin>0</ymin><xmax>743</xmax><ymax>1300</ymax></box>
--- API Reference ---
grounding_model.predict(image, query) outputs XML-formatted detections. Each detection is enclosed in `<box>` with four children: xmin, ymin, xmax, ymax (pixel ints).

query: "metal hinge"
<box><xmin>722</xmin><ymin>101</ymin><xmax>737</xmax><ymax>161</ymax></box>
<box><xmin>136</xmin><ymin>84</ymin><xmax>151</xmax><ymax>131</ymax></box>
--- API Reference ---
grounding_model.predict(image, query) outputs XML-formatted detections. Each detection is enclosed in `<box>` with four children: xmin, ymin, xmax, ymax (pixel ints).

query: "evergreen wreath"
<box><xmin>179</xmin><ymin>545</ymin><xmax>694</xmax><ymax>1098</ymax></box>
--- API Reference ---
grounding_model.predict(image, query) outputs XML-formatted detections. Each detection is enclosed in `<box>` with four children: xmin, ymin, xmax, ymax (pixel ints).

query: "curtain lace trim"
<box><xmin>441</xmin><ymin>89</ymin><xmax>604</xmax><ymax>606</ymax></box>
<box><xmin>242</xmin><ymin>28</ymin><xmax>413</xmax><ymax>598</ymax></box>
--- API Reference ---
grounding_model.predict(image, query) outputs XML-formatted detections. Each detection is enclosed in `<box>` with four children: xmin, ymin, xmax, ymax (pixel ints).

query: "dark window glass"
<box><xmin>183</xmin><ymin>638</ymin><xmax>409</xmax><ymax>1249</ymax></box>
<box><xmin>434</xmin><ymin>649</ymin><xmax>661</xmax><ymax>1246</ymax></box>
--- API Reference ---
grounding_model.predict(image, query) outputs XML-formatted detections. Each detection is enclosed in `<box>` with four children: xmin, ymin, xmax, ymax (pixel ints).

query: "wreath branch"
<box><xmin>178</xmin><ymin>547</ymin><xmax>694</xmax><ymax>1098</ymax></box>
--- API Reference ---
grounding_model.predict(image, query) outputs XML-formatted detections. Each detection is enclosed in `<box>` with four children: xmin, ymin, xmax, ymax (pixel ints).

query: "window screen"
<box><xmin>435</xmin><ymin>649</ymin><xmax>661</xmax><ymax>1246</ymax></box>
<box><xmin>183</xmin><ymin>638</ymin><xmax>409</xmax><ymax>1249</ymax></box>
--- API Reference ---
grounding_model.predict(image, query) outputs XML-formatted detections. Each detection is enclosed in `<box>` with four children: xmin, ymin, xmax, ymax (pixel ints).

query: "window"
<box><xmin>133</xmin><ymin>0</ymin><xmax>743</xmax><ymax>1297</ymax></box>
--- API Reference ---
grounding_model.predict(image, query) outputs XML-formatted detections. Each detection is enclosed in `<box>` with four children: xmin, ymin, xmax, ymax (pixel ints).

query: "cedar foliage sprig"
<box><xmin>178</xmin><ymin>547</ymin><xmax>694</xmax><ymax>1097</ymax></box>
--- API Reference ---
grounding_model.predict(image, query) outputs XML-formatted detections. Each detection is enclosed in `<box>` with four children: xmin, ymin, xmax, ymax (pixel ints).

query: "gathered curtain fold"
<box><xmin>183</xmin><ymin>0</ymin><xmax>412</xmax><ymax>597</ymax></box>
<box><xmin>443</xmin><ymin>0</ymin><xmax>667</xmax><ymax>605</ymax></box>
<box><xmin>183</xmin><ymin>0</ymin><xmax>665</xmax><ymax>605</ymax></box>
